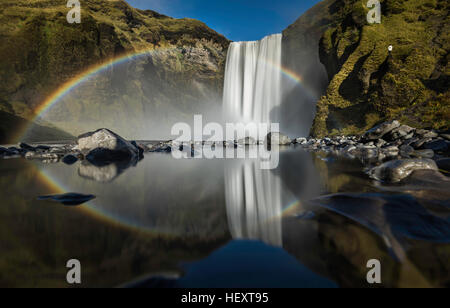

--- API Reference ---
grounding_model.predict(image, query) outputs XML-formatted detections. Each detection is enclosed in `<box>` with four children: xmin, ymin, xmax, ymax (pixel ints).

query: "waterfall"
<box><xmin>223</xmin><ymin>34</ymin><xmax>282</xmax><ymax>125</ymax></box>
<box><xmin>225</xmin><ymin>160</ymin><xmax>283</xmax><ymax>247</ymax></box>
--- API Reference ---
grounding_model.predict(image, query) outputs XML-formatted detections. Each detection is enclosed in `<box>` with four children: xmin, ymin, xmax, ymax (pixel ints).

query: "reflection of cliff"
<box><xmin>224</xmin><ymin>161</ymin><xmax>283</xmax><ymax>247</ymax></box>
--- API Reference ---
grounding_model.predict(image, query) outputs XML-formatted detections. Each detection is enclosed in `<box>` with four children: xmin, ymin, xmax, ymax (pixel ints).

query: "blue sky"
<box><xmin>127</xmin><ymin>0</ymin><xmax>322</xmax><ymax>41</ymax></box>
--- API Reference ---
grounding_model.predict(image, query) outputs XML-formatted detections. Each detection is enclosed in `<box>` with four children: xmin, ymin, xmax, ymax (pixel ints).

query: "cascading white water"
<box><xmin>225</xmin><ymin>161</ymin><xmax>283</xmax><ymax>247</ymax></box>
<box><xmin>223</xmin><ymin>34</ymin><xmax>282</xmax><ymax>125</ymax></box>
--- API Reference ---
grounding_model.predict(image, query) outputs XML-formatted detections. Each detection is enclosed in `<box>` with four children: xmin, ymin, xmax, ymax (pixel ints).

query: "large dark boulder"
<box><xmin>76</xmin><ymin>129</ymin><xmax>140</xmax><ymax>161</ymax></box>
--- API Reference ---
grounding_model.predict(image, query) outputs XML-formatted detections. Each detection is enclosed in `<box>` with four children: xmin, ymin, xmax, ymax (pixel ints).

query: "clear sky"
<box><xmin>126</xmin><ymin>0</ymin><xmax>322</xmax><ymax>42</ymax></box>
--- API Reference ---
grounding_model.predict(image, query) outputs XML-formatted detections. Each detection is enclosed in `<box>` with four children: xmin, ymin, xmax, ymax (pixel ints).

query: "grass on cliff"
<box><xmin>312</xmin><ymin>0</ymin><xmax>449</xmax><ymax>137</ymax></box>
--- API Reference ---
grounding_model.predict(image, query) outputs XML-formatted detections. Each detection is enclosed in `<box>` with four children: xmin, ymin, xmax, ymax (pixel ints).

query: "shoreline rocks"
<box><xmin>1</xmin><ymin>123</ymin><xmax>448</xmax><ymax>184</ymax></box>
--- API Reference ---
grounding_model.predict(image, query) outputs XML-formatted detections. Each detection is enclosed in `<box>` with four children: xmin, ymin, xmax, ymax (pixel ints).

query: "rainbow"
<box><xmin>17</xmin><ymin>48</ymin><xmax>315</xmax><ymax>142</ymax></box>
<box><xmin>16</xmin><ymin>48</ymin><xmax>169</xmax><ymax>142</ymax></box>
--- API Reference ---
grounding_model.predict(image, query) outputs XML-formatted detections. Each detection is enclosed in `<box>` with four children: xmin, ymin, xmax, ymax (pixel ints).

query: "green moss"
<box><xmin>311</xmin><ymin>0</ymin><xmax>450</xmax><ymax>136</ymax></box>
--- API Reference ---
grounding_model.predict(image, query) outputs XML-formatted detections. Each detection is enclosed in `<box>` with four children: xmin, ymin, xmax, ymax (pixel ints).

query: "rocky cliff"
<box><xmin>310</xmin><ymin>0</ymin><xmax>449</xmax><ymax>137</ymax></box>
<box><xmin>0</xmin><ymin>0</ymin><xmax>229</xmax><ymax>142</ymax></box>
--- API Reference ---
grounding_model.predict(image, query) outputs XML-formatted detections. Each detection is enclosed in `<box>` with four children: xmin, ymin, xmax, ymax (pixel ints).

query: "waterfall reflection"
<box><xmin>225</xmin><ymin>160</ymin><xmax>283</xmax><ymax>247</ymax></box>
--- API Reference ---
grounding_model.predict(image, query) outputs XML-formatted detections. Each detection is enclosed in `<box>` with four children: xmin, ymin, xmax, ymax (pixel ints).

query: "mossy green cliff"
<box><xmin>308</xmin><ymin>0</ymin><xmax>449</xmax><ymax>137</ymax></box>
<box><xmin>0</xmin><ymin>0</ymin><xmax>229</xmax><ymax>142</ymax></box>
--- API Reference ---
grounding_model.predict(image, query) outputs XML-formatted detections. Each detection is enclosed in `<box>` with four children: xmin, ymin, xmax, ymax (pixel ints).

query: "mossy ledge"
<box><xmin>310</xmin><ymin>0</ymin><xmax>449</xmax><ymax>138</ymax></box>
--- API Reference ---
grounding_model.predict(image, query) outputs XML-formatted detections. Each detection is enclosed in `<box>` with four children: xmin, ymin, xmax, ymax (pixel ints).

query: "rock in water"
<box><xmin>363</xmin><ymin>120</ymin><xmax>400</xmax><ymax>141</ymax></box>
<box><xmin>368</xmin><ymin>159</ymin><xmax>438</xmax><ymax>183</ymax></box>
<box><xmin>76</xmin><ymin>129</ymin><xmax>139</xmax><ymax>160</ymax></box>
<box><xmin>19</xmin><ymin>142</ymin><xmax>36</xmax><ymax>152</ymax></box>
<box><xmin>38</xmin><ymin>193</ymin><xmax>96</xmax><ymax>206</ymax></box>
<box><xmin>265</xmin><ymin>132</ymin><xmax>292</xmax><ymax>145</ymax></box>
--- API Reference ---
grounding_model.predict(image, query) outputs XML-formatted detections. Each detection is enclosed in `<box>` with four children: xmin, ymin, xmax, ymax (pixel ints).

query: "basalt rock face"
<box><xmin>0</xmin><ymin>0</ymin><xmax>229</xmax><ymax>142</ymax></box>
<box><xmin>281</xmin><ymin>0</ymin><xmax>335</xmax><ymax>137</ymax></box>
<box><xmin>311</xmin><ymin>0</ymin><xmax>450</xmax><ymax>138</ymax></box>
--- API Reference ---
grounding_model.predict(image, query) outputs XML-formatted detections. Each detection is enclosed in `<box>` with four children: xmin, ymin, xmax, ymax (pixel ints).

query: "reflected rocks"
<box><xmin>78</xmin><ymin>158</ymin><xmax>139</xmax><ymax>183</ymax></box>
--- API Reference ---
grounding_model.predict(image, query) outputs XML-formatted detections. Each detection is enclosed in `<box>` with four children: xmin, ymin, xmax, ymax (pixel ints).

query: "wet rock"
<box><xmin>265</xmin><ymin>132</ymin><xmax>292</xmax><ymax>145</ymax></box>
<box><xmin>86</xmin><ymin>147</ymin><xmax>136</xmax><ymax>164</ymax></box>
<box><xmin>423</xmin><ymin>139</ymin><xmax>449</xmax><ymax>153</ymax></box>
<box><xmin>399</xmin><ymin>145</ymin><xmax>415</xmax><ymax>158</ymax></box>
<box><xmin>436</xmin><ymin>158</ymin><xmax>450</xmax><ymax>174</ymax></box>
<box><xmin>441</xmin><ymin>134</ymin><xmax>450</xmax><ymax>141</ymax></box>
<box><xmin>147</xmin><ymin>143</ymin><xmax>172</xmax><ymax>153</ymax></box>
<box><xmin>309</xmin><ymin>193</ymin><xmax>450</xmax><ymax>260</ymax></box>
<box><xmin>76</xmin><ymin>129</ymin><xmax>139</xmax><ymax>159</ymax></box>
<box><xmin>238</xmin><ymin>137</ymin><xmax>257</xmax><ymax>146</ymax></box>
<box><xmin>416</xmin><ymin>129</ymin><xmax>438</xmax><ymax>138</ymax></box>
<box><xmin>0</xmin><ymin>147</ymin><xmax>7</xmax><ymax>155</ymax></box>
<box><xmin>411</xmin><ymin>138</ymin><xmax>432</xmax><ymax>149</ymax></box>
<box><xmin>62</xmin><ymin>154</ymin><xmax>79</xmax><ymax>165</ymax></box>
<box><xmin>295</xmin><ymin>138</ymin><xmax>307</xmax><ymax>145</ymax></box>
<box><xmin>368</xmin><ymin>159</ymin><xmax>438</xmax><ymax>183</ymax></box>
<box><xmin>363</xmin><ymin>120</ymin><xmax>400</xmax><ymax>141</ymax></box>
<box><xmin>411</xmin><ymin>149</ymin><xmax>434</xmax><ymax>159</ymax></box>
<box><xmin>130</xmin><ymin>141</ymin><xmax>145</xmax><ymax>157</ymax></box>
<box><xmin>19</xmin><ymin>142</ymin><xmax>36</xmax><ymax>152</ymax></box>
<box><xmin>38</xmin><ymin>193</ymin><xmax>96</xmax><ymax>206</ymax></box>
<box><xmin>25</xmin><ymin>152</ymin><xmax>60</xmax><ymax>161</ymax></box>
<box><xmin>375</xmin><ymin>139</ymin><xmax>387</xmax><ymax>148</ymax></box>
<box><xmin>387</xmin><ymin>125</ymin><xmax>415</xmax><ymax>140</ymax></box>
<box><xmin>35</xmin><ymin>145</ymin><xmax>52</xmax><ymax>151</ymax></box>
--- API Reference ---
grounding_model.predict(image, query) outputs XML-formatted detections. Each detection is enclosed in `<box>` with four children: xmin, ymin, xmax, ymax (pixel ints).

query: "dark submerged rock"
<box><xmin>38</xmin><ymin>193</ymin><xmax>96</xmax><ymax>206</ymax></box>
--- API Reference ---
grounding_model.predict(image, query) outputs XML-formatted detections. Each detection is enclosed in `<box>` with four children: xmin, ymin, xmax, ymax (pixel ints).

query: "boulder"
<box><xmin>19</xmin><ymin>142</ymin><xmax>36</xmax><ymax>152</ymax></box>
<box><xmin>368</xmin><ymin>159</ymin><xmax>438</xmax><ymax>183</ymax></box>
<box><xmin>295</xmin><ymin>138</ymin><xmax>308</xmax><ymax>145</ymax></box>
<box><xmin>411</xmin><ymin>149</ymin><xmax>434</xmax><ymax>159</ymax></box>
<box><xmin>265</xmin><ymin>132</ymin><xmax>292</xmax><ymax>145</ymax></box>
<box><xmin>76</xmin><ymin>129</ymin><xmax>139</xmax><ymax>159</ymax></box>
<box><xmin>416</xmin><ymin>129</ymin><xmax>438</xmax><ymax>138</ymax></box>
<box><xmin>423</xmin><ymin>139</ymin><xmax>449</xmax><ymax>153</ymax></box>
<box><xmin>363</xmin><ymin>120</ymin><xmax>400</xmax><ymax>141</ymax></box>
<box><xmin>387</xmin><ymin>125</ymin><xmax>414</xmax><ymax>140</ymax></box>
<box><xmin>399</xmin><ymin>145</ymin><xmax>414</xmax><ymax>158</ymax></box>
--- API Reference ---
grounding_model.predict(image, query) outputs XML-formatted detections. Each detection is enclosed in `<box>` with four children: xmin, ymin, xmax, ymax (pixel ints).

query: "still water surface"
<box><xmin>0</xmin><ymin>146</ymin><xmax>449</xmax><ymax>287</ymax></box>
